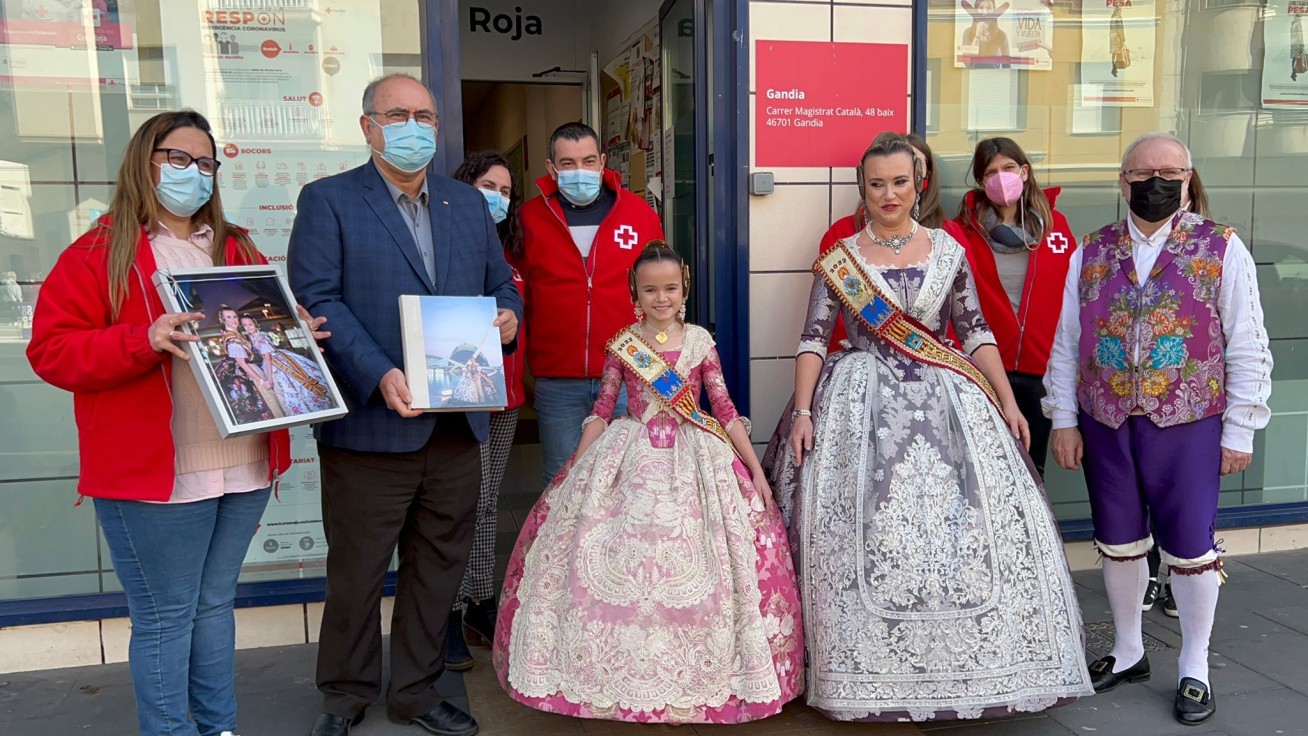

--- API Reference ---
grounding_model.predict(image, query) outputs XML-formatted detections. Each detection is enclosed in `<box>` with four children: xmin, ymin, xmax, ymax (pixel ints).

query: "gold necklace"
<box><xmin>645</xmin><ymin>320</ymin><xmax>676</xmax><ymax>345</ymax></box>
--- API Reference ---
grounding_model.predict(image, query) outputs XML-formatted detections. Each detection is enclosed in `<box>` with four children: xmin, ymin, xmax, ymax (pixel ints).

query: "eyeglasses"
<box><xmin>154</xmin><ymin>148</ymin><xmax>220</xmax><ymax>176</ymax></box>
<box><xmin>367</xmin><ymin>109</ymin><xmax>438</xmax><ymax>127</ymax></box>
<box><xmin>1122</xmin><ymin>167</ymin><xmax>1190</xmax><ymax>182</ymax></box>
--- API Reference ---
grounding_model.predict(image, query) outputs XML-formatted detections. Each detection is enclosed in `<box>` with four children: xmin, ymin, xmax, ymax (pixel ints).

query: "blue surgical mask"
<box><xmin>556</xmin><ymin>168</ymin><xmax>602</xmax><ymax>206</ymax></box>
<box><xmin>373</xmin><ymin>117</ymin><xmax>436</xmax><ymax>173</ymax></box>
<box><xmin>480</xmin><ymin>187</ymin><xmax>510</xmax><ymax>224</ymax></box>
<box><xmin>154</xmin><ymin>162</ymin><xmax>214</xmax><ymax>217</ymax></box>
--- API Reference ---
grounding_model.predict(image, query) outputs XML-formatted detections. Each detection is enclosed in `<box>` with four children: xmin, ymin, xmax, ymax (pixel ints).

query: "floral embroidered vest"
<box><xmin>1076</xmin><ymin>212</ymin><xmax>1232</xmax><ymax>429</ymax></box>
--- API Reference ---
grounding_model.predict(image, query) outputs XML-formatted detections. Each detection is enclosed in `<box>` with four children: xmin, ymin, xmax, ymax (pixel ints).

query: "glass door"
<box><xmin>659</xmin><ymin>0</ymin><xmax>748</xmax><ymax>409</ymax></box>
<box><xmin>660</xmin><ymin>0</ymin><xmax>703</xmax><ymax>321</ymax></box>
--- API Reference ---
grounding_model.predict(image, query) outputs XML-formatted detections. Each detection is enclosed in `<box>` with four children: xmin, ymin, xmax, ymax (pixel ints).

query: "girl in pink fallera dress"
<box><xmin>493</xmin><ymin>241</ymin><xmax>804</xmax><ymax>724</ymax></box>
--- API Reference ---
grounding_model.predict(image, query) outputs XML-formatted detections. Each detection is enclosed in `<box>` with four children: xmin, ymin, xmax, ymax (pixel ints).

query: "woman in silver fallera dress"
<box><xmin>770</xmin><ymin>134</ymin><xmax>1093</xmax><ymax>722</ymax></box>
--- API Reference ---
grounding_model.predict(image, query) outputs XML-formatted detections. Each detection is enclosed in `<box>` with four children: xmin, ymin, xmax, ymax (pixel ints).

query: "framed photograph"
<box><xmin>153</xmin><ymin>265</ymin><xmax>347</xmax><ymax>438</ymax></box>
<box><xmin>399</xmin><ymin>295</ymin><xmax>507</xmax><ymax>411</ymax></box>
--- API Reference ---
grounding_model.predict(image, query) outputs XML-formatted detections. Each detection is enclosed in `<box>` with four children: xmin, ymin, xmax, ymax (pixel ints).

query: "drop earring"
<box><xmin>634</xmin><ymin>304</ymin><xmax>644</xmax><ymax>322</ymax></box>
<box><xmin>678</xmin><ymin>303</ymin><xmax>687</xmax><ymax>321</ymax></box>
<box><xmin>912</xmin><ymin>199</ymin><xmax>921</xmax><ymax>221</ymax></box>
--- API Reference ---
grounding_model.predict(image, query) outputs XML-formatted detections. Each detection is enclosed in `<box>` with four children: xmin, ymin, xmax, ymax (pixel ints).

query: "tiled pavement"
<box><xmin>5</xmin><ymin>548</ymin><xmax>1308</xmax><ymax>735</ymax></box>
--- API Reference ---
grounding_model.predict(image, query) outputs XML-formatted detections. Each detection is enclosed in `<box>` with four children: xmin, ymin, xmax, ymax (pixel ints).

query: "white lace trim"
<box><xmin>797</xmin><ymin>340</ymin><xmax>829</xmax><ymax>359</ymax></box>
<box><xmin>725</xmin><ymin>416</ymin><xmax>752</xmax><ymax>435</ymax></box>
<box><xmin>962</xmin><ymin>331</ymin><xmax>998</xmax><ymax>355</ymax></box>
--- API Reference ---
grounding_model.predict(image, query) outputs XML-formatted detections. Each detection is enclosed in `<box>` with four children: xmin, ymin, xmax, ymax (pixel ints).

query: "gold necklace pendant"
<box><xmin>647</xmin><ymin>322</ymin><xmax>672</xmax><ymax>344</ymax></box>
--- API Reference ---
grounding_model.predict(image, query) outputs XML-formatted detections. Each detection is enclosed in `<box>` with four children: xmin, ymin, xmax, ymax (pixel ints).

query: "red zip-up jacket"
<box><xmin>949</xmin><ymin>187</ymin><xmax>1076</xmax><ymax>375</ymax></box>
<box><xmin>27</xmin><ymin>219</ymin><xmax>292</xmax><ymax>502</ymax></box>
<box><xmin>518</xmin><ymin>169</ymin><xmax>665</xmax><ymax>378</ymax></box>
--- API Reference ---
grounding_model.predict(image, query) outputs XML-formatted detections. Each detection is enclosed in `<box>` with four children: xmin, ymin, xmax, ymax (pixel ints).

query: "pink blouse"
<box><xmin>150</xmin><ymin>223</ymin><xmax>269</xmax><ymax>504</ymax></box>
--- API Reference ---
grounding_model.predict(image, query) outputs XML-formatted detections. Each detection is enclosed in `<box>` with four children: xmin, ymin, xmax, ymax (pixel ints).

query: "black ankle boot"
<box><xmin>462</xmin><ymin>596</ymin><xmax>497</xmax><ymax>647</ymax></box>
<box><xmin>444</xmin><ymin>609</ymin><xmax>473</xmax><ymax>672</ymax></box>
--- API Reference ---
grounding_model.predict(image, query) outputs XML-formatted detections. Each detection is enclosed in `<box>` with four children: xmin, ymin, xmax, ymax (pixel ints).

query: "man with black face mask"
<box><xmin>1041</xmin><ymin>132</ymin><xmax>1272</xmax><ymax>727</ymax></box>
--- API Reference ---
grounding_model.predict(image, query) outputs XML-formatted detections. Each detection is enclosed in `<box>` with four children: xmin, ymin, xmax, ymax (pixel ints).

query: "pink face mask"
<box><xmin>984</xmin><ymin>170</ymin><xmax>1025</xmax><ymax>207</ymax></box>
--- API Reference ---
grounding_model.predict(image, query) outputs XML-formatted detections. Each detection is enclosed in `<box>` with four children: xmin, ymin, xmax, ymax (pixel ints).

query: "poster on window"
<box><xmin>161</xmin><ymin>1</ymin><xmax>384</xmax><ymax>260</ymax></box>
<box><xmin>1078</xmin><ymin>0</ymin><xmax>1155</xmax><ymax>107</ymax></box>
<box><xmin>0</xmin><ymin>0</ymin><xmax>134</xmax><ymax>89</ymax></box>
<box><xmin>954</xmin><ymin>0</ymin><xmax>1054</xmax><ymax>70</ymax></box>
<box><xmin>1262</xmin><ymin>0</ymin><xmax>1308</xmax><ymax>109</ymax></box>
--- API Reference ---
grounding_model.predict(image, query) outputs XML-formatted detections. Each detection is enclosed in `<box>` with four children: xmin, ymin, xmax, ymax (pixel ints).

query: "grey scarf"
<box><xmin>979</xmin><ymin>206</ymin><xmax>1043</xmax><ymax>254</ymax></box>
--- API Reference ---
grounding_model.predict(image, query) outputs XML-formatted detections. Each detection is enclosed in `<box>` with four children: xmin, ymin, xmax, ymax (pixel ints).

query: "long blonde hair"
<box><xmin>101</xmin><ymin>110</ymin><xmax>256</xmax><ymax>318</ymax></box>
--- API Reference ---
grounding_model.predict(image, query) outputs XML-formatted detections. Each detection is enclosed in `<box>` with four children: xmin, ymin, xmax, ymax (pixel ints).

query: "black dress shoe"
<box><xmin>410</xmin><ymin>702</ymin><xmax>479</xmax><ymax>736</ymax></box>
<box><xmin>444</xmin><ymin>609</ymin><xmax>474</xmax><ymax>672</ymax></box>
<box><xmin>1174</xmin><ymin>677</ymin><xmax>1216</xmax><ymax>726</ymax></box>
<box><xmin>309</xmin><ymin>712</ymin><xmax>364</xmax><ymax>736</ymax></box>
<box><xmin>1088</xmin><ymin>654</ymin><xmax>1150</xmax><ymax>693</ymax></box>
<box><xmin>462</xmin><ymin>596</ymin><xmax>497</xmax><ymax>647</ymax></box>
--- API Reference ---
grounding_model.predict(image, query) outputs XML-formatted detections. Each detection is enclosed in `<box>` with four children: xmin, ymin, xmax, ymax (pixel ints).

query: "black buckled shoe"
<box><xmin>444</xmin><ymin>609</ymin><xmax>474</xmax><ymax>672</ymax></box>
<box><xmin>309</xmin><ymin>712</ymin><xmax>364</xmax><ymax>736</ymax></box>
<box><xmin>410</xmin><ymin>702</ymin><xmax>479</xmax><ymax>736</ymax></box>
<box><xmin>1089</xmin><ymin>654</ymin><xmax>1151</xmax><ymax>693</ymax></box>
<box><xmin>462</xmin><ymin>596</ymin><xmax>497</xmax><ymax>647</ymax></box>
<box><xmin>1174</xmin><ymin>677</ymin><xmax>1216</xmax><ymax>726</ymax></box>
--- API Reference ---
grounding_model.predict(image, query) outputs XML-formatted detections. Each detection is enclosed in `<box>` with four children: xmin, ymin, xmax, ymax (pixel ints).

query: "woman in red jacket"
<box><xmin>947</xmin><ymin>136</ymin><xmax>1075</xmax><ymax>477</ymax></box>
<box><xmin>26</xmin><ymin>110</ymin><xmax>322</xmax><ymax>736</ymax></box>
<box><xmin>445</xmin><ymin>150</ymin><xmax>527</xmax><ymax>670</ymax></box>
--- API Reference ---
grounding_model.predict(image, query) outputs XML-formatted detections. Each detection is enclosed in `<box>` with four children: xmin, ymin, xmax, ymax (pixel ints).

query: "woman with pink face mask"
<box><xmin>946</xmin><ymin>137</ymin><xmax>1076</xmax><ymax>478</ymax></box>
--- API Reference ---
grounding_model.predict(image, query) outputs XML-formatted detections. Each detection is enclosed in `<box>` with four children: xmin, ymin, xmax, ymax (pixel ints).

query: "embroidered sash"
<box><xmin>815</xmin><ymin>243</ymin><xmax>1002</xmax><ymax>411</ymax></box>
<box><xmin>606</xmin><ymin>328</ymin><xmax>734</xmax><ymax>447</ymax></box>
<box><xmin>267</xmin><ymin>351</ymin><xmax>331</xmax><ymax>400</ymax></box>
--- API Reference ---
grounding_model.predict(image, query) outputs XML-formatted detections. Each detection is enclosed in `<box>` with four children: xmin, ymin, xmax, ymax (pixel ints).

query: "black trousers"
<box><xmin>1007</xmin><ymin>371</ymin><xmax>1053</xmax><ymax>479</ymax></box>
<box><xmin>315</xmin><ymin>417</ymin><xmax>483</xmax><ymax>720</ymax></box>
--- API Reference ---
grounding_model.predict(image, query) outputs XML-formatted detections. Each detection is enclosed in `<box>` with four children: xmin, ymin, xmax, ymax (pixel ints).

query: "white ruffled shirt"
<box><xmin>1041</xmin><ymin>216</ymin><xmax>1273</xmax><ymax>453</ymax></box>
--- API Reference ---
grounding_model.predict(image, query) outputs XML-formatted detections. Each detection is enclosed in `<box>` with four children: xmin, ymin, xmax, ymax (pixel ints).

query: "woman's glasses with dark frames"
<box><xmin>154</xmin><ymin>148</ymin><xmax>221</xmax><ymax>176</ymax></box>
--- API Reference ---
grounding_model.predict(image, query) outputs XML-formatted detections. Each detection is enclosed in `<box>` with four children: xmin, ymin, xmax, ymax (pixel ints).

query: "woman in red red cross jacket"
<box><xmin>945</xmin><ymin>136</ymin><xmax>1076</xmax><ymax>477</ymax></box>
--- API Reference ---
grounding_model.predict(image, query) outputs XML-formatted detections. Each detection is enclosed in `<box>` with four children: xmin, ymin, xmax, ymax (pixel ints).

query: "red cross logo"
<box><xmin>615</xmin><ymin>225</ymin><xmax>638</xmax><ymax>250</ymax></box>
<box><xmin>1046</xmin><ymin>232</ymin><xmax>1070</xmax><ymax>254</ymax></box>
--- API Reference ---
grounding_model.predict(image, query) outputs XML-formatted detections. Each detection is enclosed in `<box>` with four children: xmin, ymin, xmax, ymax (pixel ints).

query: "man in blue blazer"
<box><xmin>289</xmin><ymin>73</ymin><xmax>520</xmax><ymax>736</ymax></box>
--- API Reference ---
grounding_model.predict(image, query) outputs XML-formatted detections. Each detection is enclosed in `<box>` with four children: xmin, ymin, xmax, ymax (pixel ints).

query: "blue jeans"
<box><xmin>534</xmin><ymin>377</ymin><xmax>626</xmax><ymax>488</ymax></box>
<box><xmin>95</xmin><ymin>488</ymin><xmax>272</xmax><ymax>736</ymax></box>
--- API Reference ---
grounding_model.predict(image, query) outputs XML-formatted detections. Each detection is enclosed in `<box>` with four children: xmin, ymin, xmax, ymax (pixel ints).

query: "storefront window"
<box><xmin>0</xmin><ymin>0</ymin><xmax>421</xmax><ymax>602</ymax></box>
<box><xmin>927</xmin><ymin>0</ymin><xmax>1308</xmax><ymax>519</ymax></box>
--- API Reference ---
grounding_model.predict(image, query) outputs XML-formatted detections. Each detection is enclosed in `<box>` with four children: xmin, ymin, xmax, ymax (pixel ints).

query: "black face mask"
<box><xmin>1128</xmin><ymin>176</ymin><xmax>1183</xmax><ymax>223</ymax></box>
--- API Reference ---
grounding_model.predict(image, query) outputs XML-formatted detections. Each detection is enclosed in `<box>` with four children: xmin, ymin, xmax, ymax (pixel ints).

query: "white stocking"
<box><xmin>1102</xmin><ymin>555</ymin><xmax>1148</xmax><ymax>672</ymax></box>
<box><xmin>1170</xmin><ymin>568</ymin><xmax>1220</xmax><ymax>686</ymax></box>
